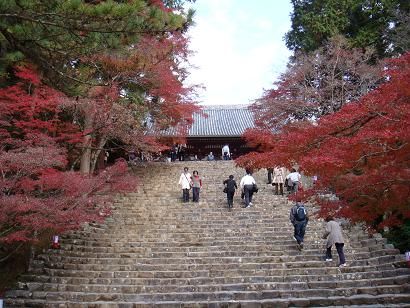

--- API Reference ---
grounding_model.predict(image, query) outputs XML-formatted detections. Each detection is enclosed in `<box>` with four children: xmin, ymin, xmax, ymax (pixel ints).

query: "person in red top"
<box><xmin>191</xmin><ymin>170</ymin><xmax>202</xmax><ymax>203</ymax></box>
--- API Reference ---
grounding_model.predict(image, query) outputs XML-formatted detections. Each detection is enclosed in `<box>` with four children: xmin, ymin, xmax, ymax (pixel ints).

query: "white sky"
<box><xmin>185</xmin><ymin>0</ymin><xmax>293</xmax><ymax>106</ymax></box>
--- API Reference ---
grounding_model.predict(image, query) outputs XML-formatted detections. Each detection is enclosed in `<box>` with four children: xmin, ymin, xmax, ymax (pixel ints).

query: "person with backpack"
<box><xmin>223</xmin><ymin>175</ymin><xmax>238</xmax><ymax>208</ymax></box>
<box><xmin>289</xmin><ymin>196</ymin><xmax>309</xmax><ymax>250</ymax></box>
<box><xmin>323</xmin><ymin>216</ymin><xmax>346</xmax><ymax>267</ymax></box>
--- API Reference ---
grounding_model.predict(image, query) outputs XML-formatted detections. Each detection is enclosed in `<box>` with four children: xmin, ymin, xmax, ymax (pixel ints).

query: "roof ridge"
<box><xmin>199</xmin><ymin>104</ymin><xmax>251</xmax><ymax>110</ymax></box>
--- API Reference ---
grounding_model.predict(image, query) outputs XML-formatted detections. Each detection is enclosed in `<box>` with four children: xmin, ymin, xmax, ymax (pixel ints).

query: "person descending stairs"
<box><xmin>5</xmin><ymin>161</ymin><xmax>410</xmax><ymax>307</ymax></box>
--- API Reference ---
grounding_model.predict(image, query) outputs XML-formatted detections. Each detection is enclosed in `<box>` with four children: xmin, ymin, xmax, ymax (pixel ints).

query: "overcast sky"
<box><xmin>185</xmin><ymin>0</ymin><xmax>293</xmax><ymax>106</ymax></box>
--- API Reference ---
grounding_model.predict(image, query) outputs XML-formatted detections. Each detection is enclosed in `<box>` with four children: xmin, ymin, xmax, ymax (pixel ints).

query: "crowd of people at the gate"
<box><xmin>169</xmin><ymin>143</ymin><xmax>235</xmax><ymax>162</ymax></box>
<box><xmin>126</xmin><ymin>143</ymin><xmax>241</xmax><ymax>165</ymax></box>
<box><xmin>176</xmin><ymin>159</ymin><xmax>346</xmax><ymax>268</ymax></box>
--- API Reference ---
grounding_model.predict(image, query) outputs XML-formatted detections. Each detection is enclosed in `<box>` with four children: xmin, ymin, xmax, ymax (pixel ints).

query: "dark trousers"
<box><xmin>182</xmin><ymin>189</ymin><xmax>189</xmax><ymax>202</ymax></box>
<box><xmin>244</xmin><ymin>185</ymin><xmax>254</xmax><ymax>206</ymax></box>
<box><xmin>227</xmin><ymin>191</ymin><xmax>235</xmax><ymax>207</ymax></box>
<box><xmin>192</xmin><ymin>187</ymin><xmax>200</xmax><ymax>202</ymax></box>
<box><xmin>267</xmin><ymin>169</ymin><xmax>273</xmax><ymax>183</ymax></box>
<box><xmin>292</xmin><ymin>181</ymin><xmax>300</xmax><ymax>194</ymax></box>
<box><xmin>273</xmin><ymin>183</ymin><xmax>284</xmax><ymax>195</ymax></box>
<box><xmin>294</xmin><ymin>221</ymin><xmax>307</xmax><ymax>244</ymax></box>
<box><xmin>326</xmin><ymin>243</ymin><xmax>345</xmax><ymax>264</ymax></box>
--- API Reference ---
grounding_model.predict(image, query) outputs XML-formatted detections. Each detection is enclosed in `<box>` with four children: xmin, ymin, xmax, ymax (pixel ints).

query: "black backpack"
<box><xmin>295</xmin><ymin>205</ymin><xmax>306</xmax><ymax>221</ymax></box>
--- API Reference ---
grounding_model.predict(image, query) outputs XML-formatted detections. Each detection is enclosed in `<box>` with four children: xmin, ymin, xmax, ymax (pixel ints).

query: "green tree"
<box><xmin>0</xmin><ymin>0</ymin><xmax>193</xmax><ymax>88</ymax></box>
<box><xmin>386</xmin><ymin>9</ymin><xmax>410</xmax><ymax>55</ymax></box>
<box><xmin>285</xmin><ymin>0</ymin><xmax>409</xmax><ymax>57</ymax></box>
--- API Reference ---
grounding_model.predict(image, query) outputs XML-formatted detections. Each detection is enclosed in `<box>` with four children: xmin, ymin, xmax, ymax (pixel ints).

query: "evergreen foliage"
<box><xmin>285</xmin><ymin>0</ymin><xmax>410</xmax><ymax>57</ymax></box>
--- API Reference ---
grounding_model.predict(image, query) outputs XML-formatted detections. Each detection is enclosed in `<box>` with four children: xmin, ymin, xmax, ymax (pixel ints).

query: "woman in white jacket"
<box><xmin>272</xmin><ymin>167</ymin><xmax>285</xmax><ymax>195</ymax></box>
<box><xmin>178</xmin><ymin>167</ymin><xmax>192</xmax><ymax>202</ymax></box>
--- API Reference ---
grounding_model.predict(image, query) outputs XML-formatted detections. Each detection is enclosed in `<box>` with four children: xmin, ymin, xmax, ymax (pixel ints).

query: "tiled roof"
<box><xmin>188</xmin><ymin>105</ymin><xmax>255</xmax><ymax>137</ymax></box>
<box><xmin>149</xmin><ymin>104</ymin><xmax>255</xmax><ymax>137</ymax></box>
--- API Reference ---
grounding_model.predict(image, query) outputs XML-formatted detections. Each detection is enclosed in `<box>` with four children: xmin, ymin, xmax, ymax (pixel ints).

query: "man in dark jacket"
<box><xmin>289</xmin><ymin>196</ymin><xmax>309</xmax><ymax>250</ymax></box>
<box><xmin>223</xmin><ymin>175</ymin><xmax>237</xmax><ymax>208</ymax></box>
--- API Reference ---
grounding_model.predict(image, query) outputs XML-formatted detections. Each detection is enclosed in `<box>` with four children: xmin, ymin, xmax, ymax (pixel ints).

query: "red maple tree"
<box><xmin>0</xmin><ymin>66</ymin><xmax>137</xmax><ymax>245</ymax></box>
<box><xmin>76</xmin><ymin>33</ymin><xmax>200</xmax><ymax>174</ymax></box>
<box><xmin>237</xmin><ymin>53</ymin><xmax>410</xmax><ymax>230</ymax></box>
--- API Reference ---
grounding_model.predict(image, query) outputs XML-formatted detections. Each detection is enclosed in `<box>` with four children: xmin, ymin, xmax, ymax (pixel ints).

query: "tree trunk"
<box><xmin>90</xmin><ymin>137</ymin><xmax>107</xmax><ymax>174</ymax></box>
<box><xmin>80</xmin><ymin>111</ymin><xmax>94</xmax><ymax>175</ymax></box>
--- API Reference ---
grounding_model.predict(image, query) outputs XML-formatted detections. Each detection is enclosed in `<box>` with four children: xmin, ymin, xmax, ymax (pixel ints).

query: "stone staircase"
<box><xmin>5</xmin><ymin>161</ymin><xmax>410</xmax><ymax>307</ymax></box>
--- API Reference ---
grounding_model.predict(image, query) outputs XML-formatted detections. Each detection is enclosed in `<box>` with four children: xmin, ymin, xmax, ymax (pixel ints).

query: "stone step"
<box><xmin>60</xmin><ymin>235</ymin><xmax>332</xmax><ymax>243</ymax></box>
<box><xmin>66</xmin><ymin>234</ymin><xmax>382</xmax><ymax>248</ymax></box>
<box><xmin>23</xmin><ymin>275</ymin><xmax>409</xmax><ymax>294</ymax></box>
<box><xmin>59</xmin><ymin>236</ymin><xmax>339</xmax><ymax>245</ymax></box>
<box><xmin>43</xmin><ymin>246</ymin><xmax>341</xmax><ymax>257</ymax></box>
<box><xmin>71</xmin><ymin>222</ymin><xmax>315</xmax><ymax>231</ymax></box>
<box><xmin>85</xmin><ymin>214</ymin><xmax>307</xmax><ymax>220</ymax></box>
<box><xmin>37</xmin><ymin>252</ymin><xmax>401</xmax><ymax>270</ymax></box>
<box><xmin>44</xmin><ymin>246</ymin><xmax>397</xmax><ymax>262</ymax></box>
<box><xmin>40</xmin><ymin>249</ymin><xmax>396</xmax><ymax>264</ymax></box>
<box><xmin>55</xmin><ymin>242</ymin><xmax>387</xmax><ymax>257</ymax></box>
<box><xmin>55</xmin><ymin>235</ymin><xmax>395</xmax><ymax>250</ymax></box>
<box><xmin>31</xmin><ymin>256</ymin><xmax>402</xmax><ymax>274</ymax></box>
<box><xmin>67</xmin><ymin>229</ymin><xmax>376</xmax><ymax>244</ymax></box>
<box><xmin>21</xmin><ymin>268</ymin><xmax>410</xmax><ymax>287</ymax></box>
<box><xmin>38</xmin><ymin>251</ymin><xmax>398</xmax><ymax>265</ymax></box>
<box><xmin>31</xmin><ymin>262</ymin><xmax>406</xmax><ymax>280</ymax></box>
<box><xmin>6</xmin><ymin>283</ymin><xmax>410</xmax><ymax>303</ymax></box>
<box><xmin>6</xmin><ymin>293</ymin><xmax>410</xmax><ymax>308</ymax></box>
<box><xmin>64</xmin><ymin>230</ymin><xmax>367</xmax><ymax>240</ymax></box>
<box><xmin>71</xmin><ymin>227</ymin><xmax>327</xmax><ymax>235</ymax></box>
<box><xmin>60</xmin><ymin>237</ymin><xmax>375</xmax><ymax>252</ymax></box>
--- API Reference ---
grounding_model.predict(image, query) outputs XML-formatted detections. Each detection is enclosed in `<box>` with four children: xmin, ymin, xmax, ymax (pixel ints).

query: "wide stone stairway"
<box><xmin>5</xmin><ymin>161</ymin><xmax>410</xmax><ymax>307</ymax></box>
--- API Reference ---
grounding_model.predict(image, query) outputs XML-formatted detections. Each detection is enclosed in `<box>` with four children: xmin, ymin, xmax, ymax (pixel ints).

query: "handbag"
<box><xmin>223</xmin><ymin>187</ymin><xmax>228</xmax><ymax>193</ymax></box>
<box><xmin>252</xmin><ymin>183</ymin><xmax>259</xmax><ymax>193</ymax></box>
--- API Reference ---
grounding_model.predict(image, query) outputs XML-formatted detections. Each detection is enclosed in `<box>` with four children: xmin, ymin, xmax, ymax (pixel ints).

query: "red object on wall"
<box><xmin>51</xmin><ymin>235</ymin><xmax>60</xmax><ymax>249</ymax></box>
